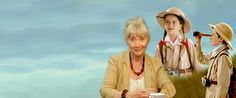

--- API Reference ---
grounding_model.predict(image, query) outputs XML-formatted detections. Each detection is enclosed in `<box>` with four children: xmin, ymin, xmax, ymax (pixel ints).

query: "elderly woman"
<box><xmin>100</xmin><ymin>17</ymin><xmax>175</xmax><ymax>98</ymax></box>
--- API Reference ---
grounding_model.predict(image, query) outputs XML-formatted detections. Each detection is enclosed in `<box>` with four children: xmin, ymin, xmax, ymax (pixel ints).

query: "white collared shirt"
<box><xmin>212</xmin><ymin>44</ymin><xmax>225</xmax><ymax>54</ymax></box>
<box><xmin>129</xmin><ymin>77</ymin><xmax>145</xmax><ymax>91</ymax></box>
<box><xmin>164</xmin><ymin>34</ymin><xmax>191</xmax><ymax>69</ymax></box>
<box><xmin>164</xmin><ymin>34</ymin><xmax>183</xmax><ymax>46</ymax></box>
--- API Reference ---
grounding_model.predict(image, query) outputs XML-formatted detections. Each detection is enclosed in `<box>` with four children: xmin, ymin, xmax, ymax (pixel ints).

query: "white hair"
<box><xmin>124</xmin><ymin>17</ymin><xmax>150</xmax><ymax>43</ymax></box>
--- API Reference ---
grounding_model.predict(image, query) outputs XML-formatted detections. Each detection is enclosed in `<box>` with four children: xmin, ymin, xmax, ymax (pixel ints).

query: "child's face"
<box><xmin>211</xmin><ymin>31</ymin><xmax>223</xmax><ymax>46</ymax></box>
<box><xmin>164</xmin><ymin>15</ymin><xmax>183</xmax><ymax>37</ymax></box>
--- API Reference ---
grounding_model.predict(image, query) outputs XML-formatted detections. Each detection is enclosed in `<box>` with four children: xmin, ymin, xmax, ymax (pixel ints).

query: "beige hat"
<box><xmin>208</xmin><ymin>23</ymin><xmax>234</xmax><ymax>49</ymax></box>
<box><xmin>156</xmin><ymin>7</ymin><xmax>191</xmax><ymax>33</ymax></box>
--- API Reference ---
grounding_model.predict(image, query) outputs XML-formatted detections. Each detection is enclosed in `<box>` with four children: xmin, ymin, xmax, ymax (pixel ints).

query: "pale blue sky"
<box><xmin>0</xmin><ymin>0</ymin><xmax>235</xmax><ymax>98</ymax></box>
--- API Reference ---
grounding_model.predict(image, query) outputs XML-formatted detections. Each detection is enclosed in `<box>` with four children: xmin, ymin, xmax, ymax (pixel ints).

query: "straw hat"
<box><xmin>156</xmin><ymin>7</ymin><xmax>191</xmax><ymax>33</ymax></box>
<box><xmin>208</xmin><ymin>23</ymin><xmax>234</xmax><ymax>49</ymax></box>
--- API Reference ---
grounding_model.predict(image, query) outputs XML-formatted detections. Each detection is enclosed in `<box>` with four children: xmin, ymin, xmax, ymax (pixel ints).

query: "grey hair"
<box><xmin>124</xmin><ymin>17</ymin><xmax>150</xmax><ymax>43</ymax></box>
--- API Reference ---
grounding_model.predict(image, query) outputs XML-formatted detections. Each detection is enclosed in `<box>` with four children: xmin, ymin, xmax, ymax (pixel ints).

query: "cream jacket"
<box><xmin>100</xmin><ymin>51</ymin><xmax>176</xmax><ymax>98</ymax></box>
<box><xmin>155</xmin><ymin>37</ymin><xmax>202</xmax><ymax>73</ymax></box>
<box><xmin>196</xmin><ymin>44</ymin><xmax>233</xmax><ymax>98</ymax></box>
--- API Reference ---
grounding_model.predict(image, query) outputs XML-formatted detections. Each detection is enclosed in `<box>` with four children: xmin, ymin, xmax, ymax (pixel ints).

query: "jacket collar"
<box><xmin>122</xmin><ymin>50</ymin><xmax>130</xmax><ymax>89</ymax></box>
<box><xmin>211</xmin><ymin>44</ymin><xmax>228</xmax><ymax>58</ymax></box>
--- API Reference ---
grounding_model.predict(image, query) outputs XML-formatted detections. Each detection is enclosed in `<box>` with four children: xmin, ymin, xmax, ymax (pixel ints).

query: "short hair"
<box><xmin>124</xmin><ymin>17</ymin><xmax>150</xmax><ymax>43</ymax></box>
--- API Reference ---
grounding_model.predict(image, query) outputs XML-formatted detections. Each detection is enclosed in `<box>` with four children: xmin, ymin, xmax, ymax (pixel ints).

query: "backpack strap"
<box><xmin>159</xmin><ymin>39</ymin><xmax>193</xmax><ymax>68</ymax></box>
<box><xmin>215</xmin><ymin>51</ymin><xmax>230</xmax><ymax>69</ymax></box>
<box><xmin>158</xmin><ymin>40</ymin><xmax>166</xmax><ymax>64</ymax></box>
<box><xmin>207</xmin><ymin>49</ymin><xmax>229</xmax><ymax>79</ymax></box>
<box><xmin>181</xmin><ymin>39</ymin><xmax>193</xmax><ymax>69</ymax></box>
<box><xmin>217</xmin><ymin>52</ymin><xmax>229</xmax><ymax>59</ymax></box>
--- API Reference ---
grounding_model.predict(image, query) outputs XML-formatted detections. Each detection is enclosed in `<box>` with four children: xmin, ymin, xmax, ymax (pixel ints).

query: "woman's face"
<box><xmin>127</xmin><ymin>34</ymin><xmax>148</xmax><ymax>57</ymax></box>
<box><xmin>164</xmin><ymin>15</ymin><xmax>183</xmax><ymax>36</ymax></box>
<box><xmin>211</xmin><ymin>31</ymin><xmax>223</xmax><ymax>46</ymax></box>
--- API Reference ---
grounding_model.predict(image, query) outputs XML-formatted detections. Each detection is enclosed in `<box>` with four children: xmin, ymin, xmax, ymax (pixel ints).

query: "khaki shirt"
<box><xmin>196</xmin><ymin>44</ymin><xmax>233</xmax><ymax>98</ymax></box>
<box><xmin>155</xmin><ymin>38</ymin><xmax>202</xmax><ymax>74</ymax></box>
<box><xmin>100</xmin><ymin>51</ymin><xmax>176</xmax><ymax>98</ymax></box>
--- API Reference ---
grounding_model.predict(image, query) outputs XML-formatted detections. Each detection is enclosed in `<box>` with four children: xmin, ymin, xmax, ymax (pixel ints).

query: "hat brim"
<box><xmin>156</xmin><ymin>12</ymin><xmax>191</xmax><ymax>33</ymax></box>
<box><xmin>208</xmin><ymin>24</ymin><xmax>233</xmax><ymax>50</ymax></box>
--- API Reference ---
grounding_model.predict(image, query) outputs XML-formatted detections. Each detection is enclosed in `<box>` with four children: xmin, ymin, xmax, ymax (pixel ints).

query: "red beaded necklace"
<box><xmin>129</xmin><ymin>53</ymin><xmax>145</xmax><ymax>76</ymax></box>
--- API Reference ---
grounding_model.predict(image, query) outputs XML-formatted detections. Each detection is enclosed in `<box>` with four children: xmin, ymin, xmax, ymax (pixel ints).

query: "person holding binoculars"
<box><xmin>195</xmin><ymin>23</ymin><xmax>234</xmax><ymax>98</ymax></box>
<box><xmin>155</xmin><ymin>7</ymin><xmax>202</xmax><ymax>77</ymax></box>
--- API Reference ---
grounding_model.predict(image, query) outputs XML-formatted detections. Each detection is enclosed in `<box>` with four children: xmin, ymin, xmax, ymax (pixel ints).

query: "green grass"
<box><xmin>170</xmin><ymin>70</ymin><xmax>206</xmax><ymax>98</ymax></box>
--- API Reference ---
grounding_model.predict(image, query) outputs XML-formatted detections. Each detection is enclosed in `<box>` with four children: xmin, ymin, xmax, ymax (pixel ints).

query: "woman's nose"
<box><xmin>134</xmin><ymin>40</ymin><xmax>141</xmax><ymax>46</ymax></box>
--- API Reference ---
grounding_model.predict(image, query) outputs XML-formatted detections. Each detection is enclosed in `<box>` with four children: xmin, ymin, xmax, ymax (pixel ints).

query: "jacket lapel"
<box><xmin>144</xmin><ymin>54</ymin><xmax>156</xmax><ymax>89</ymax></box>
<box><xmin>122</xmin><ymin>51</ymin><xmax>130</xmax><ymax>90</ymax></box>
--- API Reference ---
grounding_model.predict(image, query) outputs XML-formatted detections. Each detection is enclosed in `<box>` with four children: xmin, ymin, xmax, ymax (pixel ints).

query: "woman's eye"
<box><xmin>140</xmin><ymin>38</ymin><xmax>144</xmax><ymax>41</ymax></box>
<box><xmin>139</xmin><ymin>36</ymin><xmax>145</xmax><ymax>41</ymax></box>
<box><xmin>130</xmin><ymin>37</ymin><xmax>136</xmax><ymax>41</ymax></box>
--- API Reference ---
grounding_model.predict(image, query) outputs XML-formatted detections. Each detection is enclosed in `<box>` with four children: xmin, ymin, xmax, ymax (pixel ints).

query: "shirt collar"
<box><xmin>211</xmin><ymin>44</ymin><xmax>228</xmax><ymax>57</ymax></box>
<box><xmin>164</xmin><ymin>34</ymin><xmax>183</xmax><ymax>46</ymax></box>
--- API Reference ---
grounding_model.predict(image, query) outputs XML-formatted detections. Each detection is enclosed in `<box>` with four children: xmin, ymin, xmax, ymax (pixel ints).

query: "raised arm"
<box><xmin>195</xmin><ymin>37</ymin><xmax>210</xmax><ymax>64</ymax></box>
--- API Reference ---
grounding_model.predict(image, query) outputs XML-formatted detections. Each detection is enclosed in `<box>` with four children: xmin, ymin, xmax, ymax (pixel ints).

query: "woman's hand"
<box><xmin>125</xmin><ymin>90</ymin><xmax>142</xmax><ymax>98</ymax></box>
<box><xmin>139</xmin><ymin>88</ymin><xmax>157</xmax><ymax>98</ymax></box>
<box><xmin>126</xmin><ymin>88</ymin><xmax>156</xmax><ymax>98</ymax></box>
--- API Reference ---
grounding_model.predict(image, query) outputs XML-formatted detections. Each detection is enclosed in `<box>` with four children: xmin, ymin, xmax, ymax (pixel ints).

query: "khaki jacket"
<box><xmin>196</xmin><ymin>44</ymin><xmax>233</xmax><ymax>98</ymax></box>
<box><xmin>100</xmin><ymin>51</ymin><xmax>176</xmax><ymax>98</ymax></box>
<box><xmin>155</xmin><ymin>39</ymin><xmax>202</xmax><ymax>73</ymax></box>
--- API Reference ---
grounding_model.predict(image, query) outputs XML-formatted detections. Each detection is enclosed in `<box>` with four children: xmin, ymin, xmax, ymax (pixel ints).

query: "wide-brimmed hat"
<box><xmin>208</xmin><ymin>23</ymin><xmax>234</xmax><ymax>49</ymax></box>
<box><xmin>156</xmin><ymin>7</ymin><xmax>191</xmax><ymax>33</ymax></box>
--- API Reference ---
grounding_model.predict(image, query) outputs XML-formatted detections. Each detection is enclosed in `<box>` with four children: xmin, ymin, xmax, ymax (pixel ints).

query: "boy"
<box><xmin>195</xmin><ymin>23</ymin><xmax>234</xmax><ymax>98</ymax></box>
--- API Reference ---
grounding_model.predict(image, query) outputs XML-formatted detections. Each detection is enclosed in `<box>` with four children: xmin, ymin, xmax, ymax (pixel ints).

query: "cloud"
<box><xmin>0</xmin><ymin>20</ymin><xmax>128</xmax><ymax>58</ymax></box>
<box><xmin>91</xmin><ymin>47</ymin><xmax>126</xmax><ymax>54</ymax></box>
<box><xmin>0</xmin><ymin>0</ymin><xmax>236</xmax><ymax>98</ymax></box>
<box><xmin>0</xmin><ymin>69</ymin><xmax>104</xmax><ymax>98</ymax></box>
<box><xmin>0</xmin><ymin>52</ymin><xmax>107</xmax><ymax>73</ymax></box>
<box><xmin>0</xmin><ymin>52</ymin><xmax>107</xmax><ymax>98</ymax></box>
